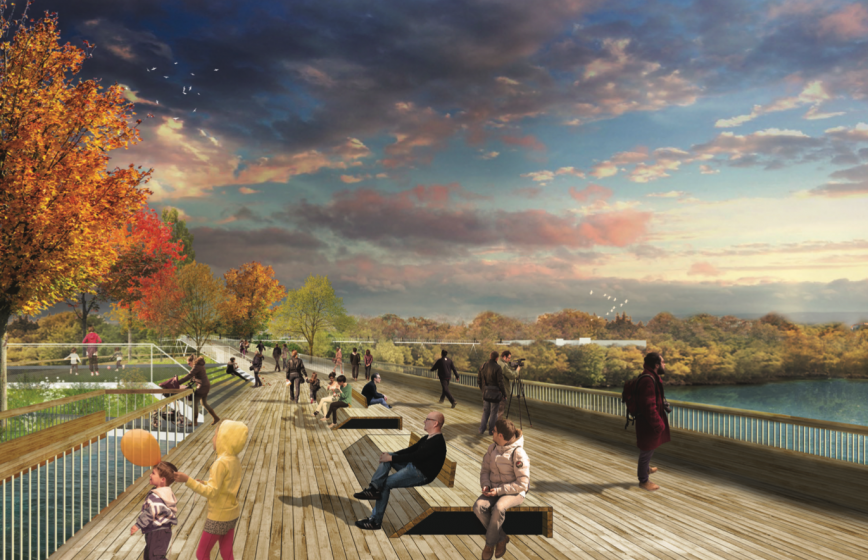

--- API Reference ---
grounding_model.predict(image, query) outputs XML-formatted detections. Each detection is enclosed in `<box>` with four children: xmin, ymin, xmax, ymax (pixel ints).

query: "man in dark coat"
<box><xmin>430</xmin><ymin>349</ymin><xmax>460</xmax><ymax>408</ymax></box>
<box><xmin>251</xmin><ymin>350</ymin><xmax>264</xmax><ymax>387</ymax></box>
<box><xmin>477</xmin><ymin>352</ymin><xmax>506</xmax><ymax>435</ymax></box>
<box><xmin>350</xmin><ymin>347</ymin><xmax>362</xmax><ymax>380</ymax></box>
<box><xmin>635</xmin><ymin>352</ymin><xmax>670</xmax><ymax>491</ymax></box>
<box><xmin>285</xmin><ymin>350</ymin><xmax>308</xmax><ymax>402</ymax></box>
<box><xmin>272</xmin><ymin>344</ymin><xmax>282</xmax><ymax>372</ymax></box>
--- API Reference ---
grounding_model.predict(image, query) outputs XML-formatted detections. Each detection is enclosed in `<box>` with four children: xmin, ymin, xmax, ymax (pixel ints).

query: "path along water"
<box><xmin>607</xmin><ymin>378</ymin><xmax>868</xmax><ymax>427</ymax></box>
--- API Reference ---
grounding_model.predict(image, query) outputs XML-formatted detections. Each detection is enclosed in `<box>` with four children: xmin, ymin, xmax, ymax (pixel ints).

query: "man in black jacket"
<box><xmin>285</xmin><ymin>350</ymin><xmax>308</xmax><ymax>402</ymax></box>
<box><xmin>350</xmin><ymin>347</ymin><xmax>361</xmax><ymax>380</ymax></box>
<box><xmin>361</xmin><ymin>373</ymin><xmax>390</xmax><ymax>408</ymax></box>
<box><xmin>430</xmin><ymin>349</ymin><xmax>460</xmax><ymax>408</ymax></box>
<box><xmin>353</xmin><ymin>411</ymin><xmax>447</xmax><ymax>530</ymax></box>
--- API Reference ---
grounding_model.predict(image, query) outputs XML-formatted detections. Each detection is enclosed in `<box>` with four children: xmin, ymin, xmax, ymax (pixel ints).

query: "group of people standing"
<box><xmin>332</xmin><ymin>346</ymin><xmax>374</xmax><ymax>380</ymax></box>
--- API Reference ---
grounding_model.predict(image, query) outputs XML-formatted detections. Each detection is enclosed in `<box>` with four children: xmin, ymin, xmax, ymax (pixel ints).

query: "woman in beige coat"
<box><xmin>472</xmin><ymin>417</ymin><xmax>530</xmax><ymax>560</ymax></box>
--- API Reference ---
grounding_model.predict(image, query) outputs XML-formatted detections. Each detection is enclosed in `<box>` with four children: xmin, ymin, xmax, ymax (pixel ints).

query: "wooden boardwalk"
<box><xmin>52</xmin><ymin>369</ymin><xmax>868</xmax><ymax>560</ymax></box>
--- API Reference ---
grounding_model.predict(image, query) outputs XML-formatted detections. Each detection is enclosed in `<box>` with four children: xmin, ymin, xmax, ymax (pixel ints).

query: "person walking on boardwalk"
<box><xmin>634</xmin><ymin>352</ymin><xmax>670</xmax><ymax>491</ymax></box>
<box><xmin>177</xmin><ymin>357</ymin><xmax>220</xmax><ymax>426</ymax></box>
<box><xmin>251</xmin><ymin>350</ymin><xmax>264</xmax><ymax>387</ymax></box>
<box><xmin>353</xmin><ymin>411</ymin><xmax>448</xmax><ymax>530</ymax></box>
<box><xmin>282</xmin><ymin>343</ymin><xmax>289</xmax><ymax>370</ymax></box>
<box><xmin>285</xmin><ymin>350</ymin><xmax>308</xmax><ymax>402</ymax></box>
<box><xmin>364</xmin><ymin>349</ymin><xmax>373</xmax><ymax>380</ymax></box>
<box><xmin>333</xmin><ymin>346</ymin><xmax>343</xmax><ymax>375</ymax></box>
<box><xmin>256</xmin><ymin>340</ymin><xmax>265</xmax><ymax>355</ymax></box>
<box><xmin>431</xmin><ymin>349</ymin><xmax>460</xmax><ymax>408</ymax></box>
<box><xmin>82</xmin><ymin>326</ymin><xmax>102</xmax><ymax>376</ymax></box>
<box><xmin>175</xmin><ymin>420</ymin><xmax>249</xmax><ymax>560</ymax></box>
<box><xmin>272</xmin><ymin>343</ymin><xmax>282</xmax><ymax>373</ymax></box>
<box><xmin>239</xmin><ymin>340</ymin><xmax>247</xmax><ymax>359</ymax></box>
<box><xmin>472</xmin><ymin>418</ymin><xmax>530</xmax><ymax>560</ymax></box>
<box><xmin>350</xmin><ymin>347</ymin><xmax>361</xmax><ymax>380</ymax></box>
<box><xmin>478</xmin><ymin>351</ymin><xmax>507</xmax><ymax>436</ymax></box>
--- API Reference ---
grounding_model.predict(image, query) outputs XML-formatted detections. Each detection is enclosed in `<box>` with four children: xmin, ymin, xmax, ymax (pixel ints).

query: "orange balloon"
<box><xmin>121</xmin><ymin>429</ymin><xmax>161</xmax><ymax>467</ymax></box>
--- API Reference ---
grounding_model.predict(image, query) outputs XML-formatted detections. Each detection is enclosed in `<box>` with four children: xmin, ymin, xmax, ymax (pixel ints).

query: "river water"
<box><xmin>656</xmin><ymin>378</ymin><xmax>868</xmax><ymax>427</ymax></box>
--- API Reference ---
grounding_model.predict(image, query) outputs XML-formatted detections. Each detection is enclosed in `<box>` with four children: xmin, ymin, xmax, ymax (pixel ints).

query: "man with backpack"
<box><xmin>477</xmin><ymin>351</ymin><xmax>507</xmax><ymax>436</ymax></box>
<box><xmin>625</xmin><ymin>352</ymin><xmax>670</xmax><ymax>491</ymax></box>
<box><xmin>286</xmin><ymin>350</ymin><xmax>308</xmax><ymax>402</ymax></box>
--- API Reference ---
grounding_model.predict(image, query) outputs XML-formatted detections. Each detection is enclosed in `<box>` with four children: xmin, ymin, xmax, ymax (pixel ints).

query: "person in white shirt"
<box><xmin>64</xmin><ymin>349</ymin><xmax>81</xmax><ymax>375</ymax></box>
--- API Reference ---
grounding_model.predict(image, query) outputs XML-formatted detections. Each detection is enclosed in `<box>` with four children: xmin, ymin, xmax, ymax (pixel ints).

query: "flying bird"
<box><xmin>151</xmin><ymin>67</ymin><xmax>156</xmax><ymax>70</ymax></box>
<box><xmin>164</xmin><ymin>76</ymin><xmax>168</xmax><ymax>78</ymax></box>
<box><xmin>193</xmin><ymin>108</ymin><xmax>197</xmax><ymax>112</ymax></box>
<box><xmin>590</xmin><ymin>290</ymin><xmax>593</xmax><ymax>295</ymax></box>
<box><xmin>214</xmin><ymin>68</ymin><xmax>219</xmax><ymax>71</ymax></box>
<box><xmin>174</xmin><ymin>62</ymin><xmax>178</xmax><ymax>65</ymax></box>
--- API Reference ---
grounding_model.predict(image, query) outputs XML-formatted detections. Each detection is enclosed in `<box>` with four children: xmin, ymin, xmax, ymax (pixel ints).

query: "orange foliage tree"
<box><xmin>222</xmin><ymin>262</ymin><xmax>287</xmax><ymax>339</ymax></box>
<box><xmin>0</xmin><ymin>9</ymin><xmax>151</xmax><ymax>410</ymax></box>
<box><xmin>133</xmin><ymin>265</ymin><xmax>184</xmax><ymax>343</ymax></box>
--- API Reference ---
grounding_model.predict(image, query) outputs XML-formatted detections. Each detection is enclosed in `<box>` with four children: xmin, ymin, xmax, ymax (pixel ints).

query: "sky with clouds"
<box><xmin>45</xmin><ymin>0</ymin><xmax>868</xmax><ymax>321</ymax></box>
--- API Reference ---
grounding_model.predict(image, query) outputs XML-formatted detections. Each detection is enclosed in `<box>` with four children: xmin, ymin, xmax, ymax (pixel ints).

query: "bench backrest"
<box><xmin>351</xmin><ymin>388</ymin><xmax>368</xmax><ymax>408</ymax></box>
<box><xmin>409</xmin><ymin>431</ymin><xmax>456</xmax><ymax>487</ymax></box>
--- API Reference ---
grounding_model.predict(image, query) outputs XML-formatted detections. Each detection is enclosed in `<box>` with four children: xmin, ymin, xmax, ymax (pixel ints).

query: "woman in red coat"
<box><xmin>635</xmin><ymin>352</ymin><xmax>670</xmax><ymax>491</ymax></box>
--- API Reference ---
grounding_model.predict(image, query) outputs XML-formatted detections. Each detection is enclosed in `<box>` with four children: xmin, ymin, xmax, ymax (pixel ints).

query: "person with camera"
<box><xmin>477</xmin><ymin>351</ymin><xmax>507</xmax><ymax>436</ymax></box>
<box><xmin>635</xmin><ymin>352</ymin><xmax>670</xmax><ymax>491</ymax></box>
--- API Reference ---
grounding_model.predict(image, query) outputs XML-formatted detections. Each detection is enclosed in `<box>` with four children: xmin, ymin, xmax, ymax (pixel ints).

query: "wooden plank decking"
<box><xmin>51</xmin><ymin>368</ymin><xmax>868</xmax><ymax>560</ymax></box>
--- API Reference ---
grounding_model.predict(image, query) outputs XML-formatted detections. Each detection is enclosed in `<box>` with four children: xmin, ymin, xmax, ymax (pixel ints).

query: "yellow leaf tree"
<box><xmin>0</xmin><ymin>11</ymin><xmax>151</xmax><ymax>412</ymax></box>
<box><xmin>222</xmin><ymin>262</ymin><xmax>287</xmax><ymax>339</ymax></box>
<box><xmin>171</xmin><ymin>262</ymin><xmax>229</xmax><ymax>354</ymax></box>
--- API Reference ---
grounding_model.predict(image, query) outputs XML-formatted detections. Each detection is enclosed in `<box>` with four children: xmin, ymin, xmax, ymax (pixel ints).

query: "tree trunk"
<box><xmin>0</xmin><ymin>307</ymin><xmax>11</xmax><ymax>427</ymax></box>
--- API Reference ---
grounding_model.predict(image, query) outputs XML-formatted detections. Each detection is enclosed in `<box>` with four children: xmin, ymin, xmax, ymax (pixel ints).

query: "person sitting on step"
<box><xmin>353</xmin><ymin>411</ymin><xmax>447</xmax><ymax>530</ymax></box>
<box><xmin>361</xmin><ymin>373</ymin><xmax>391</xmax><ymax>408</ymax></box>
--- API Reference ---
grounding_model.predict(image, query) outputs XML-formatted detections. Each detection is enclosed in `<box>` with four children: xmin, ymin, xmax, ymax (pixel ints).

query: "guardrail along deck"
<box><xmin>50</xmin><ymin>367</ymin><xmax>868</xmax><ymax>560</ymax></box>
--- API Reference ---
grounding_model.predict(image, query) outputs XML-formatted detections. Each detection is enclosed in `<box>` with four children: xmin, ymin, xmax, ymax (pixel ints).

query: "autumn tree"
<box><xmin>132</xmin><ymin>266</ymin><xmax>183</xmax><ymax>343</ymax></box>
<box><xmin>0</xmin><ymin>10</ymin><xmax>151</xmax><ymax>414</ymax></box>
<box><xmin>171</xmin><ymin>262</ymin><xmax>229</xmax><ymax>354</ymax></box>
<box><xmin>222</xmin><ymin>262</ymin><xmax>286</xmax><ymax>339</ymax></box>
<box><xmin>271</xmin><ymin>275</ymin><xmax>351</xmax><ymax>356</ymax></box>
<box><xmin>161</xmin><ymin>207</ymin><xmax>195</xmax><ymax>265</ymax></box>
<box><xmin>535</xmin><ymin>309</ymin><xmax>606</xmax><ymax>340</ymax></box>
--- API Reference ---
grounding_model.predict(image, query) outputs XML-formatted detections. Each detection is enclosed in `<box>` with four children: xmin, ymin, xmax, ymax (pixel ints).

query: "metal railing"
<box><xmin>0</xmin><ymin>388</ymin><xmax>194</xmax><ymax>560</ymax></box>
<box><xmin>295</xmin><ymin>352</ymin><xmax>868</xmax><ymax>466</ymax></box>
<box><xmin>6</xmin><ymin>343</ymin><xmax>190</xmax><ymax>384</ymax></box>
<box><xmin>0</xmin><ymin>393</ymin><xmax>107</xmax><ymax>443</ymax></box>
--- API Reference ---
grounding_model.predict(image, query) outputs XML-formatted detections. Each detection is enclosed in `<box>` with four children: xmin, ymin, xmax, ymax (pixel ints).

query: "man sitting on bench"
<box><xmin>353</xmin><ymin>411</ymin><xmax>447</xmax><ymax>530</ymax></box>
<box><xmin>361</xmin><ymin>373</ymin><xmax>391</xmax><ymax>408</ymax></box>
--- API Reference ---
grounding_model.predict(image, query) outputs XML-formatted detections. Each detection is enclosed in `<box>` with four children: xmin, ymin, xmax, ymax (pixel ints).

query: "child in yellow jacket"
<box><xmin>175</xmin><ymin>419</ymin><xmax>249</xmax><ymax>560</ymax></box>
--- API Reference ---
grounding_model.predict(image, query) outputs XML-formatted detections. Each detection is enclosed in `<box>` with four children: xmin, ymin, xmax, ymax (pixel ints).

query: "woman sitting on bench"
<box><xmin>472</xmin><ymin>417</ymin><xmax>530</xmax><ymax>560</ymax></box>
<box><xmin>313</xmin><ymin>372</ymin><xmax>339</xmax><ymax>417</ymax></box>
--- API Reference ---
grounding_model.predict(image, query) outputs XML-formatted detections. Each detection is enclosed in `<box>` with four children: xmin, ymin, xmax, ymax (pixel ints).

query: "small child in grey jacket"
<box><xmin>131</xmin><ymin>461</ymin><xmax>179</xmax><ymax>560</ymax></box>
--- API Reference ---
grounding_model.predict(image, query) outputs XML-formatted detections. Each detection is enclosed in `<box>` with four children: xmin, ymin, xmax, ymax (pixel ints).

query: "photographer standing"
<box><xmin>635</xmin><ymin>352</ymin><xmax>670</xmax><ymax>491</ymax></box>
<box><xmin>477</xmin><ymin>351</ymin><xmax>506</xmax><ymax>436</ymax></box>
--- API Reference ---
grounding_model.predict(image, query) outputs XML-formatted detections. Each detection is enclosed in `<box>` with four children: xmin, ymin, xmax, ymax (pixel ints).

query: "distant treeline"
<box><xmin>336</xmin><ymin>310</ymin><xmax>868</xmax><ymax>387</ymax></box>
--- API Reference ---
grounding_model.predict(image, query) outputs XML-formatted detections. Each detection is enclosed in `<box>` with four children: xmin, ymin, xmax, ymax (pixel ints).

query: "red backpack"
<box><xmin>621</xmin><ymin>373</ymin><xmax>658</xmax><ymax>429</ymax></box>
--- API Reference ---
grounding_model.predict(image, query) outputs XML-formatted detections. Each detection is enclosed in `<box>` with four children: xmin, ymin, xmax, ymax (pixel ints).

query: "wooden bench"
<box><xmin>344</xmin><ymin>433</ymin><xmax>553</xmax><ymax>538</ymax></box>
<box><xmin>333</xmin><ymin>404</ymin><xmax>402</xmax><ymax>430</ymax></box>
<box><xmin>351</xmin><ymin>388</ymin><xmax>368</xmax><ymax>408</ymax></box>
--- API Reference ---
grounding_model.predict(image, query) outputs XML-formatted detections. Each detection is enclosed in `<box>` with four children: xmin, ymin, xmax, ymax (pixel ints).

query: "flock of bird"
<box><xmin>589</xmin><ymin>290</ymin><xmax>629</xmax><ymax>317</ymax></box>
<box><xmin>139</xmin><ymin>62</ymin><xmax>219</xmax><ymax>122</ymax></box>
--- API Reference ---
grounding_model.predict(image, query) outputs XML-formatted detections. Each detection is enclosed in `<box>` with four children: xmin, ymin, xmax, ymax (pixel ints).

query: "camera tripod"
<box><xmin>505</xmin><ymin>369</ymin><xmax>533</xmax><ymax>429</ymax></box>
